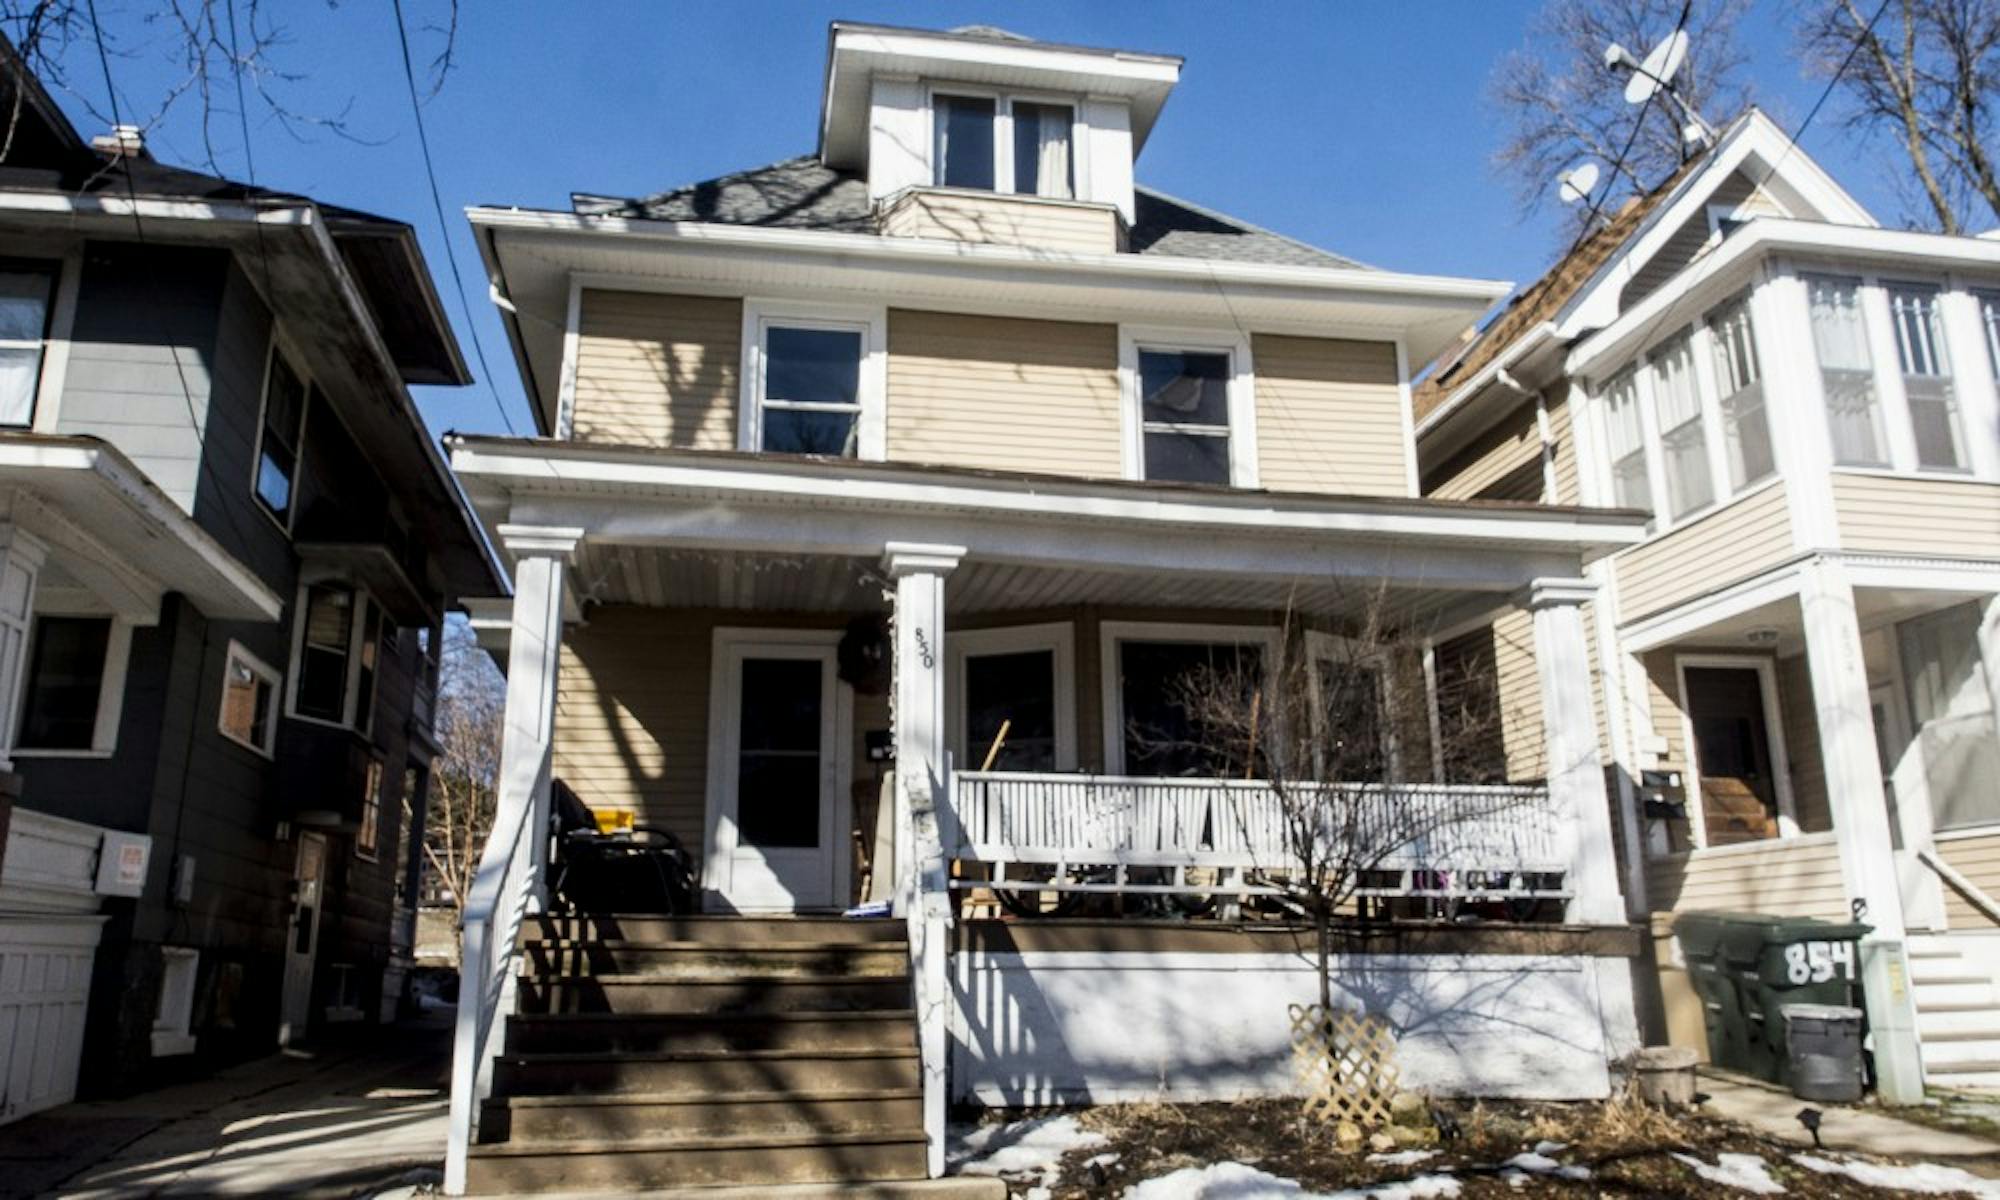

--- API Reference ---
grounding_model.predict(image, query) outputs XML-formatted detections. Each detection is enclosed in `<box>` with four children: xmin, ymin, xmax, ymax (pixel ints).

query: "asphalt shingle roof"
<box><xmin>571</xmin><ymin>155</ymin><xmax>1369</xmax><ymax>270</ymax></box>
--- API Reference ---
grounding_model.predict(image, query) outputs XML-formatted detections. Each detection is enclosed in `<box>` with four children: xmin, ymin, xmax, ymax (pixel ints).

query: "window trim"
<box><xmin>736</xmin><ymin>298</ymin><xmax>887</xmax><ymax>461</ymax></box>
<box><xmin>284</xmin><ymin>578</ymin><xmax>381</xmax><ymax>734</ymax></box>
<box><xmin>945</xmin><ymin>622</ymin><xmax>1078</xmax><ymax>773</ymax></box>
<box><xmin>1118</xmin><ymin>325</ymin><xmax>1258</xmax><ymax>488</ymax></box>
<box><xmin>250</xmin><ymin>333</ymin><xmax>311</xmax><ymax>533</ymax></box>
<box><xmin>1672</xmin><ymin>653</ymin><xmax>1800</xmax><ymax>852</ymax></box>
<box><xmin>217</xmin><ymin>639</ymin><xmax>282</xmax><ymax>759</ymax></box>
<box><xmin>925</xmin><ymin>84</ymin><xmax>1087</xmax><ymax>199</ymax></box>
<box><xmin>13</xmin><ymin>611</ymin><xmax>132</xmax><ymax>759</ymax></box>
<box><xmin>1098</xmin><ymin>620</ymin><xmax>1282</xmax><ymax>776</ymax></box>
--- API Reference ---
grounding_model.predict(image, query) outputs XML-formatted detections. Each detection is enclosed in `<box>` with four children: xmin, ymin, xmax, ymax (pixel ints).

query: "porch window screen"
<box><xmin>964</xmin><ymin>649</ymin><xmax>1057</xmax><ymax>771</ymax></box>
<box><xmin>758</xmin><ymin>325</ymin><xmax>863</xmax><ymax>457</ymax></box>
<box><xmin>1978</xmin><ymin>290</ymin><xmax>2000</xmax><ymax>377</ymax></box>
<box><xmin>1119</xmin><ymin>640</ymin><xmax>1264</xmax><ymax>777</ymax></box>
<box><xmin>1650</xmin><ymin>333</ymin><xmax>1713</xmax><ymax>519</ymax></box>
<box><xmin>256</xmin><ymin>352</ymin><xmax>307</xmax><ymax>520</ymax></box>
<box><xmin>1706</xmin><ymin>295</ymin><xmax>1773</xmax><ymax>491</ymax></box>
<box><xmin>1317</xmin><ymin>658</ymin><xmax>1389</xmax><ymax>783</ymax></box>
<box><xmin>1806</xmin><ymin>275</ymin><xmax>1888</xmax><ymax>466</ymax></box>
<box><xmin>1887</xmin><ymin>283</ymin><xmax>1967</xmax><ymax>470</ymax></box>
<box><xmin>0</xmin><ymin>267</ymin><xmax>53</xmax><ymax>427</ymax></box>
<box><xmin>1012</xmin><ymin>102</ymin><xmax>1074</xmax><ymax>199</ymax></box>
<box><xmin>934</xmin><ymin>95</ymin><xmax>997</xmax><ymax>190</ymax></box>
<box><xmin>736</xmin><ymin>657</ymin><xmax>822</xmax><ymax>848</ymax></box>
<box><xmin>1899</xmin><ymin>602</ymin><xmax>2000</xmax><ymax>831</ymax></box>
<box><xmin>1602</xmin><ymin>369</ymin><xmax>1651</xmax><ymax>512</ymax></box>
<box><xmin>18</xmin><ymin>615</ymin><xmax>109</xmax><ymax>750</ymax></box>
<box><xmin>295</xmin><ymin>583</ymin><xmax>355</xmax><ymax>723</ymax></box>
<box><xmin>1138</xmin><ymin>349</ymin><xmax>1232</xmax><ymax>485</ymax></box>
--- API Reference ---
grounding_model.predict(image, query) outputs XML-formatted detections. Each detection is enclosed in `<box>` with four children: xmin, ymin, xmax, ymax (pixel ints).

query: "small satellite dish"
<box><xmin>1623</xmin><ymin>29</ymin><xmax>1689</xmax><ymax>104</ymax></box>
<box><xmin>1557</xmin><ymin>162</ymin><xmax>1601</xmax><ymax>205</ymax></box>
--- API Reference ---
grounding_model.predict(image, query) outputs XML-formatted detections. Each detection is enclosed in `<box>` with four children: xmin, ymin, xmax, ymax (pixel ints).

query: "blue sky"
<box><xmin>43</xmin><ymin>1</ymin><xmax>1915</xmax><ymax>439</ymax></box>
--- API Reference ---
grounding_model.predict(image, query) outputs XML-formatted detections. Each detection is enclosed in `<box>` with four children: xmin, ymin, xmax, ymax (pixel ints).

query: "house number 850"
<box><xmin>914</xmin><ymin>628</ymin><xmax>935</xmax><ymax>669</ymax></box>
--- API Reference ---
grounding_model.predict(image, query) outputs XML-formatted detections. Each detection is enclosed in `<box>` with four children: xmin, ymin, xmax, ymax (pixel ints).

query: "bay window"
<box><xmin>1806</xmin><ymin>274</ymin><xmax>1889</xmax><ymax>467</ymax></box>
<box><xmin>1706</xmin><ymin>295</ymin><xmax>1773</xmax><ymax>490</ymax></box>
<box><xmin>1603</xmin><ymin>368</ymin><xmax>1651</xmax><ymax>511</ymax></box>
<box><xmin>1886</xmin><ymin>283</ymin><xmax>1966</xmax><ymax>470</ymax></box>
<box><xmin>290</xmin><ymin>582</ymin><xmax>381</xmax><ymax>731</ymax></box>
<box><xmin>933</xmin><ymin>92</ymin><xmax>1075</xmax><ymax>199</ymax></box>
<box><xmin>1650</xmin><ymin>333</ymin><xmax>1713</xmax><ymax>519</ymax></box>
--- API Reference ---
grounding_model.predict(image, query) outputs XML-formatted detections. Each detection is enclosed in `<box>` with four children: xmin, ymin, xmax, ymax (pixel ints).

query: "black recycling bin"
<box><xmin>1673</xmin><ymin>911</ymin><xmax>1870</xmax><ymax>1087</ymax></box>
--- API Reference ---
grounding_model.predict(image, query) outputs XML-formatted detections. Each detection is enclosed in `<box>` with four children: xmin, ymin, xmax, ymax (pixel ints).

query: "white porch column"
<box><xmin>494</xmin><ymin>525</ymin><xmax>582</xmax><ymax>893</ymax></box>
<box><xmin>882</xmin><ymin>542</ymin><xmax>963</xmax><ymax>908</ymax></box>
<box><xmin>1799</xmin><ymin>556</ymin><xmax>1925</xmax><ymax>1104</ymax></box>
<box><xmin>1527</xmin><ymin>578</ymin><xmax>1624</xmax><ymax>926</ymax></box>
<box><xmin>0</xmin><ymin>523</ymin><xmax>47</xmax><ymax>773</ymax></box>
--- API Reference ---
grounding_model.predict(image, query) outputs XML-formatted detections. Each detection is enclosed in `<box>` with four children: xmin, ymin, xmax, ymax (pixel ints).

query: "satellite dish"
<box><xmin>1623</xmin><ymin>29</ymin><xmax>1689</xmax><ymax>104</ymax></box>
<box><xmin>1557</xmin><ymin>162</ymin><xmax>1601</xmax><ymax>205</ymax></box>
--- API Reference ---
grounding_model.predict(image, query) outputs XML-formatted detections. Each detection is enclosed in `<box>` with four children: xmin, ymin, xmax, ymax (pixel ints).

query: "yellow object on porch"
<box><xmin>593</xmin><ymin>809</ymin><xmax>635</xmax><ymax>835</ymax></box>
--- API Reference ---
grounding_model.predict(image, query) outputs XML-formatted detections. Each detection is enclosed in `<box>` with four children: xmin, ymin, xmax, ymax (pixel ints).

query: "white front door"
<box><xmin>279</xmin><ymin>832</ymin><xmax>326</xmax><ymax>1045</ymax></box>
<box><xmin>705</xmin><ymin>632</ymin><xmax>851</xmax><ymax>912</ymax></box>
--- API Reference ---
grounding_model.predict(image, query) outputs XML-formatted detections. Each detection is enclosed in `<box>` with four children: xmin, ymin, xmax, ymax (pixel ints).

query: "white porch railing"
<box><xmin>950</xmin><ymin>772</ymin><xmax>1568</xmax><ymax>899</ymax></box>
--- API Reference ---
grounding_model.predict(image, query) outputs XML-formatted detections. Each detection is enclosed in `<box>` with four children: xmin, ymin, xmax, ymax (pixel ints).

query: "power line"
<box><xmin>1749</xmin><ymin>0</ymin><xmax>1894</xmax><ymax>198</ymax></box>
<box><xmin>388</xmin><ymin>0</ymin><xmax>518</xmax><ymax>437</ymax></box>
<box><xmin>1563</xmin><ymin>0</ymin><xmax>1693</xmax><ymax>261</ymax></box>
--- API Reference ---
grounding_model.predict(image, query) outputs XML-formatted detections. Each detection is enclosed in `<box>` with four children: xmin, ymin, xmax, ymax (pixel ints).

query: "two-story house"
<box><xmin>0</xmin><ymin>39</ymin><xmax>500</xmax><ymax>1122</ymax></box>
<box><xmin>1415</xmin><ymin>110</ymin><xmax>2000</xmax><ymax>1101</ymax></box>
<box><xmin>442</xmin><ymin>23</ymin><xmax>1654</xmax><ymax>1196</ymax></box>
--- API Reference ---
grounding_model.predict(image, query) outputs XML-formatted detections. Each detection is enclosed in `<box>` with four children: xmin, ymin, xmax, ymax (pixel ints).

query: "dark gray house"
<box><xmin>0</xmin><ymin>40</ymin><xmax>499</xmax><ymax>1118</ymax></box>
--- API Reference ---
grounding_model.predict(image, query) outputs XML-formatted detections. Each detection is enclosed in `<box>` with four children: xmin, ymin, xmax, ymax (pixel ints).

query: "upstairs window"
<box><xmin>757</xmin><ymin>324</ymin><xmax>864</xmax><ymax>457</ymax></box>
<box><xmin>291</xmin><ymin>583</ymin><xmax>380</xmax><ymax>731</ymax></box>
<box><xmin>1886</xmin><ymin>283</ymin><xmax>1966</xmax><ymax>471</ymax></box>
<box><xmin>255</xmin><ymin>349</ymin><xmax>308</xmax><ymax>523</ymax></box>
<box><xmin>933</xmin><ymin>92</ymin><xmax>1075</xmax><ymax>199</ymax></box>
<box><xmin>1603</xmin><ymin>368</ymin><xmax>1651</xmax><ymax>511</ymax></box>
<box><xmin>0</xmin><ymin>266</ymin><xmax>53</xmax><ymax>427</ymax></box>
<box><xmin>1977</xmin><ymin>289</ymin><xmax>2000</xmax><ymax>377</ymax></box>
<box><xmin>1806</xmin><ymin>274</ymin><xmax>1888</xmax><ymax>467</ymax></box>
<box><xmin>1706</xmin><ymin>295</ymin><xmax>1772</xmax><ymax>490</ymax></box>
<box><xmin>1650</xmin><ymin>333</ymin><xmax>1713</xmax><ymax>519</ymax></box>
<box><xmin>1138</xmin><ymin>348</ymin><xmax>1233</xmax><ymax>485</ymax></box>
<box><xmin>1011</xmin><ymin>101</ymin><xmax>1074</xmax><ymax>199</ymax></box>
<box><xmin>935</xmin><ymin>95</ymin><xmax>997</xmax><ymax>190</ymax></box>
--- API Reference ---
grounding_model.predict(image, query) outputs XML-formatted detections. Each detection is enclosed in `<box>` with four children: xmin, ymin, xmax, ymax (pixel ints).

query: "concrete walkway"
<box><xmin>0</xmin><ymin>1011</ymin><xmax>452</xmax><ymax>1199</ymax></box>
<box><xmin>1699</xmin><ymin>1067</ymin><xmax>2000</xmax><ymax>1165</ymax></box>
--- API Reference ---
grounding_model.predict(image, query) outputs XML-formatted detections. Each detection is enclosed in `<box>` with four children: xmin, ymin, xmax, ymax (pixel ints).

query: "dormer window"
<box><xmin>933</xmin><ymin>92</ymin><xmax>1075</xmax><ymax>199</ymax></box>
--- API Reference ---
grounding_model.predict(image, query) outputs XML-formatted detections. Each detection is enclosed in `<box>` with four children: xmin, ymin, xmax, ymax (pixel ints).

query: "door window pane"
<box><xmin>760</xmin><ymin>326</ymin><xmax>863</xmax><ymax>458</ymax></box>
<box><xmin>1138</xmin><ymin>349</ymin><xmax>1232</xmax><ymax>485</ymax></box>
<box><xmin>1806</xmin><ymin>275</ymin><xmax>1888</xmax><ymax>466</ymax></box>
<box><xmin>1707</xmin><ymin>296</ymin><xmax>1773</xmax><ymax>490</ymax></box>
<box><xmin>1887</xmin><ymin>284</ymin><xmax>1966</xmax><ymax>470</ymax></box>
<box><xmin>0</xmin><ymin>269</ymin><xmax>51</xmax><ymax>427</ymax></box>
<box><xmin>1602</xmin><ymin>369</ymin><xmax>1651</xmax><ymax>511</ymax></box>
<box><xmin>965</xmin><ymin>649</ymin><xmax>1056</xmax><ymax>771</ymax></box>
<box><xmin>737</xmin><ymin>658</ymin><xmax>822</xmax><ymax>848</ymax></box>
<box><xmin>1651</xmin><ymin>334</ymin><xmax>1713</xmax><ymax>518</ymax></box>
<box><xmin>935</xmin><ymin>95</ymin><xmax>996</xmax><ymax>190</ymax></box>
<box><xmin>19</xmin><ymin>615</ymin><xmax>109</xmax><ymax>750</ymax></box>
<box><xmin>1900</xmin><ymin>603</ymin><xmax>2000</xmax><ymax>831</ymax></box>
<box><xmin>1012</xmin><ymin>102</ymin><xmax>1073</xmax><ymax>199</ymax></box>
<box><xmin>1119</xmin><ymin>640</ymin><xmax>1264</xmax><ymax>777</ymax></box>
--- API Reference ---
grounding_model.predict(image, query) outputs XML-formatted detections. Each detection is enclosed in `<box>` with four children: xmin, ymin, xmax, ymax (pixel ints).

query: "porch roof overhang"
<box><xmin>0</xmin><ymin>435</ymin><xmax>282</xmax><ymax>622</ymax></box>
<box><xmin>467</xmin><ymin>206</ymin><xmax>1511</xmax><ymax>436</ymax></box>
<box><xmin>449</xmin><ymin>436</ymin><xmax>1648</xmax><ymax>617</ymax></box>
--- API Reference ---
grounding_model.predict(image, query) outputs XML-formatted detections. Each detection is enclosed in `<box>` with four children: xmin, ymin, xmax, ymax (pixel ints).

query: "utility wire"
<box><xmin>389</xmin><ymin>0</ymin><xmax>518</xmax><ymax>437</ymax></box>
<box><xmin>1564</xmin><ymin>0</ymin><xmax>1694</xmax><ymax>260</ymax></box>
<box><xmin>1748</xmin><ymin>0</ymin><xmax>1894</xmax><ymax>197</ymax></box>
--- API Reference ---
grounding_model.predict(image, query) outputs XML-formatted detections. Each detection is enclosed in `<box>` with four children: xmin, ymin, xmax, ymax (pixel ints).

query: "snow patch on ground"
<box><xmin>1367</xmin><ymin>1149</ymin><xmax>1441</xmax><ymax>1167</ymax></box>
<box><xmin>1672</xmin><ymin>1151</ymin><xmax>1786</xmax><ymax>1194</ymax></box>
<box><xmin>1792</xmin><ymin>1152</ymin><xmax>2000</xmax><ymax>1196</ymax></box>
<box><xmin>948</xmin><ymin>1114</ymin><xmax>1109</xmax><ymax>1194</ymax></box>
<box><xmin>1122</xmin><ymin>1162</ymin><xmax>1461</xmax><ymax>1200</ymax></box>
<box><xmin>1502</xmin><ymin>1151</ymin><xmax>1591</xmax><ymax>1181</ymax></box>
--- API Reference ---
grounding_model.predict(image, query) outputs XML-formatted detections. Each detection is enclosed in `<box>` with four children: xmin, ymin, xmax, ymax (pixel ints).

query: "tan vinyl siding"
<box><xmin>878</xmin><ymin>189</ymin><xmax>1122</xmax><ymax>255</ymax></box>
<box><xmin>1641</xmin><ymin>650</ymin><xmax>1689</xmax><ymax>778</ymax></box>
<box><xmin>885</xmin><ymin>310</ymin><xmax>1121</xmax><ymax>477</ymax></box>
<box><xmin>1776</xmin><ymin>653</ymin><xmax>1831</xmax><ymax>834</ymax></box>
<box><xmin>1615</xmin><ymin>482</ymin><xmax>1794</xmax><ymax>623</ymax></box>
<box><xmin>1491</xmin><ymin>608</ymin><xmax>1547</xmax><ymax>781</ymax></box>
<box><xmin>572</xmin><ymin>290</ymin><xmax>740</xmax><ymax>448</ymax></box>
<box><xmin>1253</xmin><ymin>334</ymin><xmax>1407</xmax><ymax>497</ymax></box>
<box><xmin>1646</xmin><ymin>834</ymin><xmax>1848</xmax><ymax>918</ymax></box>
<box><xmin>1547</xmin><ymin>385</ymin><xmax>1582</xmax><ymax>505</ymax></box>
<box><xmin>1423</xmin><ymin>397</ymin><xmax>1540</xmax><ymax>501</ymax></box>
<box><xmin>1940</xmin><ymin>833</ymin><xmax>2000</xmax><ymax>929</ymax></box>
<box><xmin>1831</xmin><ymin>473</ymin><xmax>2000</xmax><ymax>557</ymax></box>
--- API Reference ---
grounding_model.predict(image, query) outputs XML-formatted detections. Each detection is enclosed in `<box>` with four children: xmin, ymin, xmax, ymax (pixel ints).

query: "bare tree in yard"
<box><xmin>1490</xmin><ymin>0</ymin><xmax>1752</xmax><ymax>227</ymax></box>
<box><xmin>1799</xmin><ymin>0</ymin><xmax>2000</xmax><ymax>233</ymax></box>
<box><xmin>423</xmin><ymin>617</ymin><xmax>504</xmax><ymax>919</ymax></box>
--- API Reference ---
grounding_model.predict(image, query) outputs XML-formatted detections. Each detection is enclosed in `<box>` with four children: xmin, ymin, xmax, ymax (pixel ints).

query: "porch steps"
<box><xmin>1908</xmin><ymin>934</ymin><xmax>2000</xmax><ymax>1092</ymax></box>
<box><xmin>467</xmin><ymin>913</ymin><xmax>988</xmax><ymax>1196</ymax></box>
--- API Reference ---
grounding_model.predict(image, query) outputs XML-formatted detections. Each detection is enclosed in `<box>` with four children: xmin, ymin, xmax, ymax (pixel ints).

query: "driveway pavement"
<box><xmin>0</xmin><ymin>1010</ymin><xmax>451</xmax><ymax>1199</ymax></box>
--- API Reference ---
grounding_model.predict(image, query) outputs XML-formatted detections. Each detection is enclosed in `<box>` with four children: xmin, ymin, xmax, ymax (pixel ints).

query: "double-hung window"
<box><xmin>933</xmin><ymin>92</ymin><xmax>1075</xmax><ymax>199</ymax></box>
<box><xmin>754</xmin><ymin>323</ymin><xmax>866</xmax><ymax>457</ymax></box>
<box><xmin>1603</xmin><ymin>368</ymin><xmax>1651</xmax><ymax>511</ymax></box>
<box><xmin>1806</xmin><ymin>274</ymin><xmax>1888</xmax><ymax>467</ymax></box>
<box><xmin>1650</xmin><ymin>333</ymin><xmax>1713</xmax><ymax>519</ymax></box>
<box><xmin>1706</xmin><ymin>295</ymin><xmax>1773</xmax><ymax>490</ymax></box>
<box><xmin>291</xmin><ymin>582</ymin><xmax>380</xmax><ymax>731</ymax></box>
<box><xmin>1886</xmin><ymin>283</ymin><xmax>1967</xmax><ymax>471</ymax></box>
<box><xmin>0</xmin><ymin>265</ymin><xmax>54</xmax><ymax>427</ymax></box>
<box><xmin>1136</xmin><ymin>347</ymin><xmax>1235</xmax><ymax>486</ymax></box>
<box><xmin>255</xmin><ymin>348</ymin><xmax>308</xmax><ymax>523</ymax></box>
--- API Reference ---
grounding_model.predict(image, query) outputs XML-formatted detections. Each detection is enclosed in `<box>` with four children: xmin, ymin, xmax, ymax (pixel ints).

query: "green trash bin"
<box><xmin>1673</xmin><ymin>912</ymin><xmax>1871</xmax><ymax>1086</ymax></box>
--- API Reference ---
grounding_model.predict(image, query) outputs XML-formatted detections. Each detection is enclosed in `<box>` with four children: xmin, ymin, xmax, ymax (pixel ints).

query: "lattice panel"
<box><xmin>1290</xmin><ymin>1003</ymin><xmax>1401</xmax><ymax>1126</ymax></box>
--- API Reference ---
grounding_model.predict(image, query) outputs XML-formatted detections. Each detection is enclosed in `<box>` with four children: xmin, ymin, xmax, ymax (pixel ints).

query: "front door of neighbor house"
<box><xmin>279</xmin><ymin>831</ymin><xmax>327</xmax><ymax>1045</ymax></box>
<box><xmin>706</xmin><ymin>633</ymin><xmax>850</xmax><ymax>912</ymax></box>
<box><xmin>1685</xmin><ymin>667</ymin><xmax>1781</xmax><ymax>847</ymax></box>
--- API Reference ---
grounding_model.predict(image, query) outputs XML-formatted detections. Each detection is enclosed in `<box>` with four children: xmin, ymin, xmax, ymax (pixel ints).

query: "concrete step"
<box><xmin>464</xmin><ymin>1129</ymin><xmax>928</xmax><ymax>1194</ymax></box>
<box><xmin>1916</xmin><ymin>1005</ymin><xmax>2000</xmax><ymax>1035</ymax></box>
<box><xmin>481</xmin><ymin>1086</ymin><xmax>923</xmax><ymax>1144</ymax></box>
<box><xmin>1911</xmin><ymin>980</ymin><xmax>1999</xmax><ymax>1009</ymax></box>
<box><xmin>522</xmin><ymin>940</ymin><xmax>909</xmax><ymax>980</ymax></box>
<box><xmin>519</xmin><ymin>974</ymin><xmax>911</xmax><ymax>1016</ymax></box>
<box><xmin>530</xmin><ymin>914</ymin><xmax>906</xmax><ymax>946</ymax></box>
<box><xmin>1909</xmin><ymin>959</ymin><xmax>1987</xmax><ymax>985</ymax></box>
<box><xmin>492</xmin><ymin>1047</ymin><xmax>921</xmax><ymax>1097</ymax></box>
<box><xmin>504</xmin><ymin>1010</ymin><xmax>917</xmax><ymax>1055</ymax></box>
<box><xmin>1917</xmin><ymin>1031</ymin><xmax>2000</xmax><ymax>1062</ymax></box>
<box><xmin>1924</xmin><ymin>1069</ymin><xmax>2000</xmax><ymax>1091</ymax></box>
